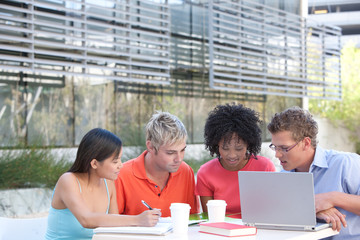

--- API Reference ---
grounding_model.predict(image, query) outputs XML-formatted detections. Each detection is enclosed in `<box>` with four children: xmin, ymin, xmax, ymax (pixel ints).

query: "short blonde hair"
<box><xmin>146</xmin><ymin>111</ymin><xmax>187</xmax><ymax>152</ymax></box>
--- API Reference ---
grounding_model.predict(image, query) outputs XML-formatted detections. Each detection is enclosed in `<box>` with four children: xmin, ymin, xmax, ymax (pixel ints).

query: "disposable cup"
<box><xmin>170</xmin><ymin>203</ymin><xmax>191</xmax><ymax>235</ymax></box>
<box><xmin>206</xmin><ymin>199</ymin><xmax>227</xmax><ymax>222</ymax></box>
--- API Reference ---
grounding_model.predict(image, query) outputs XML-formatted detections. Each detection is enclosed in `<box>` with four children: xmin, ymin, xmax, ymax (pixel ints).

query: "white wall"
<box><xmin>315</xmin><ymin>116</ymin><xmax>355</xmax><ymax>153</ymax></box>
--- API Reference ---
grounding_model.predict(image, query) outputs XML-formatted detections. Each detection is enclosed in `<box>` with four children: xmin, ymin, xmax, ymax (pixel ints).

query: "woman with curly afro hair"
<box><xmin>195</xmin><ymin>103</ymin><xmax>275</xmax><ymax>217</ymax></box>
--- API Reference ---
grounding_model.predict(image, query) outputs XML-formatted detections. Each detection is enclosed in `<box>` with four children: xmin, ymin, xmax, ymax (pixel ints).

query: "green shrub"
<box><xmin>0</xmin><ymin>147</ymin><xmax>71</xmax><ymax>189</ymax></box>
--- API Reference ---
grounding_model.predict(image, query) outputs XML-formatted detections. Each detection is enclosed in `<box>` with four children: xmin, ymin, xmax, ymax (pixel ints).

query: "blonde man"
<box><xmin>115</xmin><ymin>111</ymin><xmax>199</xmax><ymax>217</ymax></box>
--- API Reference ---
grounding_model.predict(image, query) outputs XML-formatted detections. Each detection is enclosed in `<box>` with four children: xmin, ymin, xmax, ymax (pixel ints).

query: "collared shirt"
<box><xmin>291</xmin><ymin>146</ymin><xmax>360</xmax><ymax>240</ymax></box>
<box><xmin>115</xmin><ymin>151</ymin><xmax>199</xmax><ymax>217</ymax></box>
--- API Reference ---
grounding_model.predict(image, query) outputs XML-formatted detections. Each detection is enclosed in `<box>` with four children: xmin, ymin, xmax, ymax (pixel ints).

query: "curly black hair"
<box><xmin>204</xmin><ymin>103</ymin><xmax>262</xmax><ymax>159</ymax></box>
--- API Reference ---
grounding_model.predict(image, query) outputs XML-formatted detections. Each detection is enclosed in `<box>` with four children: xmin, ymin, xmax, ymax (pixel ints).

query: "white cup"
<box><xmin>170</xmin><ymin>203</ymin><xmax>191</xmax><ymax>235</ymax></box>
<box><xmin>206</xmin><ymin>199</ymin><xmax>227</xmax><ymax>222</ymax></box>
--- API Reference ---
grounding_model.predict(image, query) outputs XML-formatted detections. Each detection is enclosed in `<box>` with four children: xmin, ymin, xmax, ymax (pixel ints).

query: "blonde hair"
<box><xmin>146</xmin><ymin>111</ymin><xmax>187</xmax><ymax>152</ymax></box>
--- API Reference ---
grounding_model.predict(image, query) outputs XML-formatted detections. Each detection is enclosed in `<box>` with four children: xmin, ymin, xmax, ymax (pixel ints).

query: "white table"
<box><xmin>92</xmin><ymin>219</ymin><xmax>338</xmax><ymax>240</ymax></box>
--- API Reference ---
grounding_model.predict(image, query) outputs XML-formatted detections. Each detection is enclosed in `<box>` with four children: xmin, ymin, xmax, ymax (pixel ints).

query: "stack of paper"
<box><xmin>93</xmin><ymin>222</ymin><xmax>173</xmax><ymax>236</ymax></box>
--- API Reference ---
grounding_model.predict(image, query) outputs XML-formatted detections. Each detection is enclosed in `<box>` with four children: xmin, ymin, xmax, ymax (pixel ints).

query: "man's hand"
<box><xmin>315</xmin><ymin>192</ymin><xmax>335</xmax><ymax>213</ymax></box>
<box><xmin>316</xmin><ymin>207</ymin><xmax>347</xmax><ymax>231</ymax></box>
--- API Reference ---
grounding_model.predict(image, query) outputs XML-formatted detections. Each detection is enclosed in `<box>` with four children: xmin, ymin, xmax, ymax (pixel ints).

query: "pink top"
<box><xmin>195</xmin><ymin>155</ymin><xmax>275</xmax><ymax>215</ymax></box>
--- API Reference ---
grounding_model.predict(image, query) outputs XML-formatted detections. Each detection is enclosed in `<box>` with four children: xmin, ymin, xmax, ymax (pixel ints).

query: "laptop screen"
<box><xmin>238</xmin><ymin>171</ymin><xmax>317</xmax><ymax>228</ymax></box>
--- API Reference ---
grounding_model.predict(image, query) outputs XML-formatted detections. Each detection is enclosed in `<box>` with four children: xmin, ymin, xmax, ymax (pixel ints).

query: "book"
<box><xmin>161</xmin><ymin>215</ymin><xmax>206</xmax><ymax>226</ymax></box>
<box><xmin>93</xmin><ymin>222</ymin><xmax>173</xmax><ymax>236</ymax></box>
<box><xmin>199</xmin><ymin>222</ymin><xmax>257</xmax><ymax>237</ymax></box>
<box><xmin>190</xmin><ymin>212</ymin><xmax>208</xmax><ymax>221</ymax></box>
<box><xmin>188</xmin><ymin>213</ymin><xmax>207</xmax><ymax>225</ymax></box>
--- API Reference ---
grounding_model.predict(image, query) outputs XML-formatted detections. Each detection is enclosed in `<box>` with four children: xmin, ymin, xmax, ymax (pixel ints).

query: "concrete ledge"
<box><xmin>0</xmin><ymin>188</ymin><xmax>52</xmax><ymax>217</ymax></box>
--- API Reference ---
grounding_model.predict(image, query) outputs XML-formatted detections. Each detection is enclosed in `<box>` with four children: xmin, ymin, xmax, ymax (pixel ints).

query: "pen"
<box><xmin>141</xmin><ymin>200</ymin><xmax>153</xmax><ymax>210</ymax></box>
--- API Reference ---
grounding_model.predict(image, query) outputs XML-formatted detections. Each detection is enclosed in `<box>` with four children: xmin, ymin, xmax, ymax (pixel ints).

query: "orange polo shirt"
<box><xmin>115</xmin><ymin>151</ymin><xmax>200</xmax><ymax>217</ymax></box>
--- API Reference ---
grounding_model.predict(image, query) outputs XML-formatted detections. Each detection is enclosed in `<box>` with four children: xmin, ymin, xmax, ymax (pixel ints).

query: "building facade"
<box><xmin>0</xmin><ymin>0</ymin><xmax>341</xmax><ymax>147</ymax></box>
<box><xmin>308</xmin><ymin>0</ymin><xmax>360</xmax><ymax>47</ymax></box>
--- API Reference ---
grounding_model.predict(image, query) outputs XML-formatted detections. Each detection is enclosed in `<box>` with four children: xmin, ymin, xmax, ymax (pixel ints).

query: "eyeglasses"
<box><xmin>269</xmin><ymin>141</ymin><xmax>300</xmax><ymax>153</ymax></box>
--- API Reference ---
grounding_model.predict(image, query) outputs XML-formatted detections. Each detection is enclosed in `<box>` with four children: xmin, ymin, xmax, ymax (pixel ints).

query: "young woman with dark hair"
<box><xmin>195</xmin><ymin>103</ymin><xmax>275</xmax><ymax>218</ymax></box>
<box><xmin>46</xmin><ymin>128</ymin><xmax>160</xmax><ymax>240</ymax></box>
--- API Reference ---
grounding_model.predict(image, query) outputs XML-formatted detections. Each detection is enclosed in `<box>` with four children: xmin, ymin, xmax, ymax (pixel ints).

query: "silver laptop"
<box><xmin>238</xmin><ymin>171</ymin><xmax>330</xmax><ymax>231</ymax></box>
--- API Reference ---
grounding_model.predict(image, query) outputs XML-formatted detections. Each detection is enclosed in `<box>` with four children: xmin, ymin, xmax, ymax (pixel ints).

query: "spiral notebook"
<box><xmin>238</xmin><ymin>171</ymin><xmax>331</xmax><ymax>231</ymax></box>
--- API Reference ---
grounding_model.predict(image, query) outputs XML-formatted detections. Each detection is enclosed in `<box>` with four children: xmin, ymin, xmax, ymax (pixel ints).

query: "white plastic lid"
<box><xmin>169</xmin><ymin>202</ymin><xmax>191</xmax><ymax>209</ymax></box>
<box><xmin>206</xmin><ymin>199</ymin><xmax>227</xmax><ymax>206</ymax></box>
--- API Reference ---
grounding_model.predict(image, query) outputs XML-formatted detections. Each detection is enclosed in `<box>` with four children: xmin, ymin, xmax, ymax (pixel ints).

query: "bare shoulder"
<box><xmin>52</xmin><ymin>172</ymin><xmax>80</xmax><ymax>208</ymax></box>
<box><xmin>59</xmin><ymin>172</ymin><xmax>76</xmax><ymax>181</ymax></box>
<box><xmin>56</xmin><ymin>172</ymin><xmax>78</xmax><ymax>189</ymax></box>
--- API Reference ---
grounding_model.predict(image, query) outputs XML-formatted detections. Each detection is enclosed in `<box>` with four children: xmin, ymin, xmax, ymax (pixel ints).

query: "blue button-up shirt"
<box><xmin>296</xmin><ymin>146</ymin><xmax>360</xmax><ymax>240</ymax></box>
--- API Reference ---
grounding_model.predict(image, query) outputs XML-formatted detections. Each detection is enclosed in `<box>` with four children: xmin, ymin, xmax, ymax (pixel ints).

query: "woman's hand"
<box><xmin>136</xmin><ymin>209</ymin><xmax>161</xmax><ymax>227</ymax></box>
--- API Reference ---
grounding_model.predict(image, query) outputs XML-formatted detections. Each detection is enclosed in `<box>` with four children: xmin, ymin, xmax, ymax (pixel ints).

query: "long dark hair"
<box><xmin>68</xmin><ymin>128</ymin><xmax>122</xmax><ymax>173</ymax></box>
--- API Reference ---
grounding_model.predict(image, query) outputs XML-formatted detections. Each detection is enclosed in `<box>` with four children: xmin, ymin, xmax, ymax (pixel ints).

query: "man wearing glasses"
<box><xmin>267</xmin><ymin>106</ymin><xmax>360</xmax><ymax>240</ymax></box>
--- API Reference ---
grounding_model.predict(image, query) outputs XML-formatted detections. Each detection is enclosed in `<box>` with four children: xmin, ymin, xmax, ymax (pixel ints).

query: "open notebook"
<box><xmin>238</xmin><ymin>171</ymin><xmax>331</xmax><ymax>231</ymax></box>
<box><xmin>93</xmin><ymin>221</ymin><xmax>172</xmax><ymax>236</ymax></box>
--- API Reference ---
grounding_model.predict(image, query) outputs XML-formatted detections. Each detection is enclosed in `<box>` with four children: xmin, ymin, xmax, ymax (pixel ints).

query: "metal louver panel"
<box><xmin>0</xmin><ymin>0</ymin><xmax>170</xmax><ymax>85</ymax></box>
<box><xmin>209</xmin><ymin>0</ymin><xmax>342</xmax><ymax>100</ymax></box>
